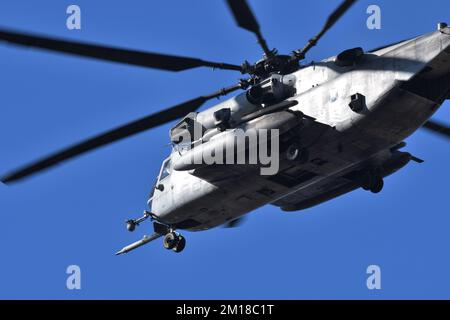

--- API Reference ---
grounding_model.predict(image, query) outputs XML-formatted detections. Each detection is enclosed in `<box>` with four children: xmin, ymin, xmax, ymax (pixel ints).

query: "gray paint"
<box><xmin>149</xmin><ymin>27</ymin><xmax>450</xmax><ymax>231</ymax></box>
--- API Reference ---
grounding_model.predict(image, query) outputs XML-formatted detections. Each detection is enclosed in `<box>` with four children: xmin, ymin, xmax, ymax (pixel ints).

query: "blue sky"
<box><xmin>0</xmin><ymin>0</ymin><xmax>449</xmax><ymax>299</ymax></box>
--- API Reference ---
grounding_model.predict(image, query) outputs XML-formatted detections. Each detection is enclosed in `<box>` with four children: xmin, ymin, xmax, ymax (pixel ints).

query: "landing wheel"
<box><xmin>370</xmin><ymin>176</ymin><xmax>384</xmax><ymax>194</ymax></box>
<box><xmin>286</xmin><ymin>143</ymin><xmax>309</xmax><ymax>164</ymax></box>
<box><xmin>286</xmin><ymin>143</ymin><xmax>300</xmax><ymax>161</ymax></box>
<box><xmin>163</xmin><ymin>232</ymin><xmax>178</xmax><ymax>250</ymax></box>
<box><xmin>361</xmin><ymin>171</ymin><xmax>384</xmax><ymax>194</ymax></box>
<box><xmin>173</xmin><ymin>235</ymin><xmax>186</xmax><ymax>253</ymax></box>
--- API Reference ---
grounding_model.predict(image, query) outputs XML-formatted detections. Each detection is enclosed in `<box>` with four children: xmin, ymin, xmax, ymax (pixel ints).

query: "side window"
<box><xmin>158</xmin><ymin>159</ymin><xmax>171</xmax><ymax>182</ymax></box>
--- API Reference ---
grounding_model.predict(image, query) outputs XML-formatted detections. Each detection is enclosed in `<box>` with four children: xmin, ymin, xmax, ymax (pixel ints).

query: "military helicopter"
<box><xmin>1</xmin><ymin>0</ymin><xmax>450</xmax><ymax>254</ymax></box>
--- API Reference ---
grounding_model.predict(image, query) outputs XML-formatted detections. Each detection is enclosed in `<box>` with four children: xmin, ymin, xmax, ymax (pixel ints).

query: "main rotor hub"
<box><xmin>242</xmin><ymin>54</ymin><xmax>300</xmax><ymax>79</ymax></box>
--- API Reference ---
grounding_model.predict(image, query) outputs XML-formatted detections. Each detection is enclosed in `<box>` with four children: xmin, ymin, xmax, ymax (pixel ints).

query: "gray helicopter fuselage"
<box><xmin>150</xmin><ymin>26</ymin><xmax>450</xmax><ymax>231</ymax></box>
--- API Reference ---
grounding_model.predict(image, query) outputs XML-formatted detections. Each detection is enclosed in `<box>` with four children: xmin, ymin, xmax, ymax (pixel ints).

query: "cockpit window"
<box><xmin>158</xmin><ymin>158</ymin><xmax>171</xmax><ymax>181</ymax></box>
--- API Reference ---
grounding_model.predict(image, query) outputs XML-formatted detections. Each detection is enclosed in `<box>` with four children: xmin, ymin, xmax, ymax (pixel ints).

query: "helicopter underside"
<box><xmin>155</xmin><ymin>87</ymin><xmax>448</xmax><ymax>232</ymax></box>
<box><xmin>152</xmin><ymin>28</ymin><xmax>450</xmax><ymax>232</ymax></box>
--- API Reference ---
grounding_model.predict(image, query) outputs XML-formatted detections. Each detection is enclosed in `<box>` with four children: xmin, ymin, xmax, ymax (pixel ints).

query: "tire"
<box><xmin>173</xmin><ymin>235</ymin><xmax>186</xmax><ymax>253</ymax></box>
<box><xmin>286</xmin><ymin>143</ymin><xmax>300</xmax><ymax>161</ymax></box>
<box><xmin>163</xmin><ymin>232</ymin><xmax>177</xmax><ymax>250</ymax></box>
<box><xmin>370</xmin><ymin>177</ymin><xmax>384</xmax><ymax>194</ymax></box>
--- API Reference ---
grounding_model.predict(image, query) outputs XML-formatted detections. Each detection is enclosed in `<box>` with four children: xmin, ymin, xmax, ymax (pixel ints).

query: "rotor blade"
<box><xmin>225</xmin><ymin>0</ymin><xmax>272</xmax><ymax>57</ymax></box>
<box><xmin>422</xmin><ymin>120</ymin><xmax>450</xmax><ymax>139</ymax></box>
<box><xmin>293</xmin><ymin>0</ymin><xmax>357</xmax><ymax>60</ymax></box>
<box><xmin>0</xmin><ymin>28</ymin><xmax>242</xmax><ymax>72</ymax></box>
<box><xmin>1</xmin><ymin>83</ymin><xmax>245</xmax><ymax>184</ymax></box>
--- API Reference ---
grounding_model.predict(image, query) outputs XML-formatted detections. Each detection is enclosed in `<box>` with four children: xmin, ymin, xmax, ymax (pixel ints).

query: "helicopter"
<box><xmin>1</xmin><ymin>0</ymin><xmax>450</xmax><ymax>254</ymax></box>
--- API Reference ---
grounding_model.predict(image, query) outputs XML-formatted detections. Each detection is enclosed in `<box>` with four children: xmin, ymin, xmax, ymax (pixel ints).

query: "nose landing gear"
<box><xmin>117</xmin><ymin>211</ymin><xmax>187</xmax><ymax>254</ymax></box>
<box><xmin>163</xmin><ymin>232</ymin><xmax>186</xmax><ymax>253</ymax></box>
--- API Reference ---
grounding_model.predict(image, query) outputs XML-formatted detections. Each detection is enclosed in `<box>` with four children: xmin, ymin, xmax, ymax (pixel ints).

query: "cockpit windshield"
<box><xmin>158</xmin><ymin>158</ymin><xmax>171</xmax><ymax>182</ymax></box>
